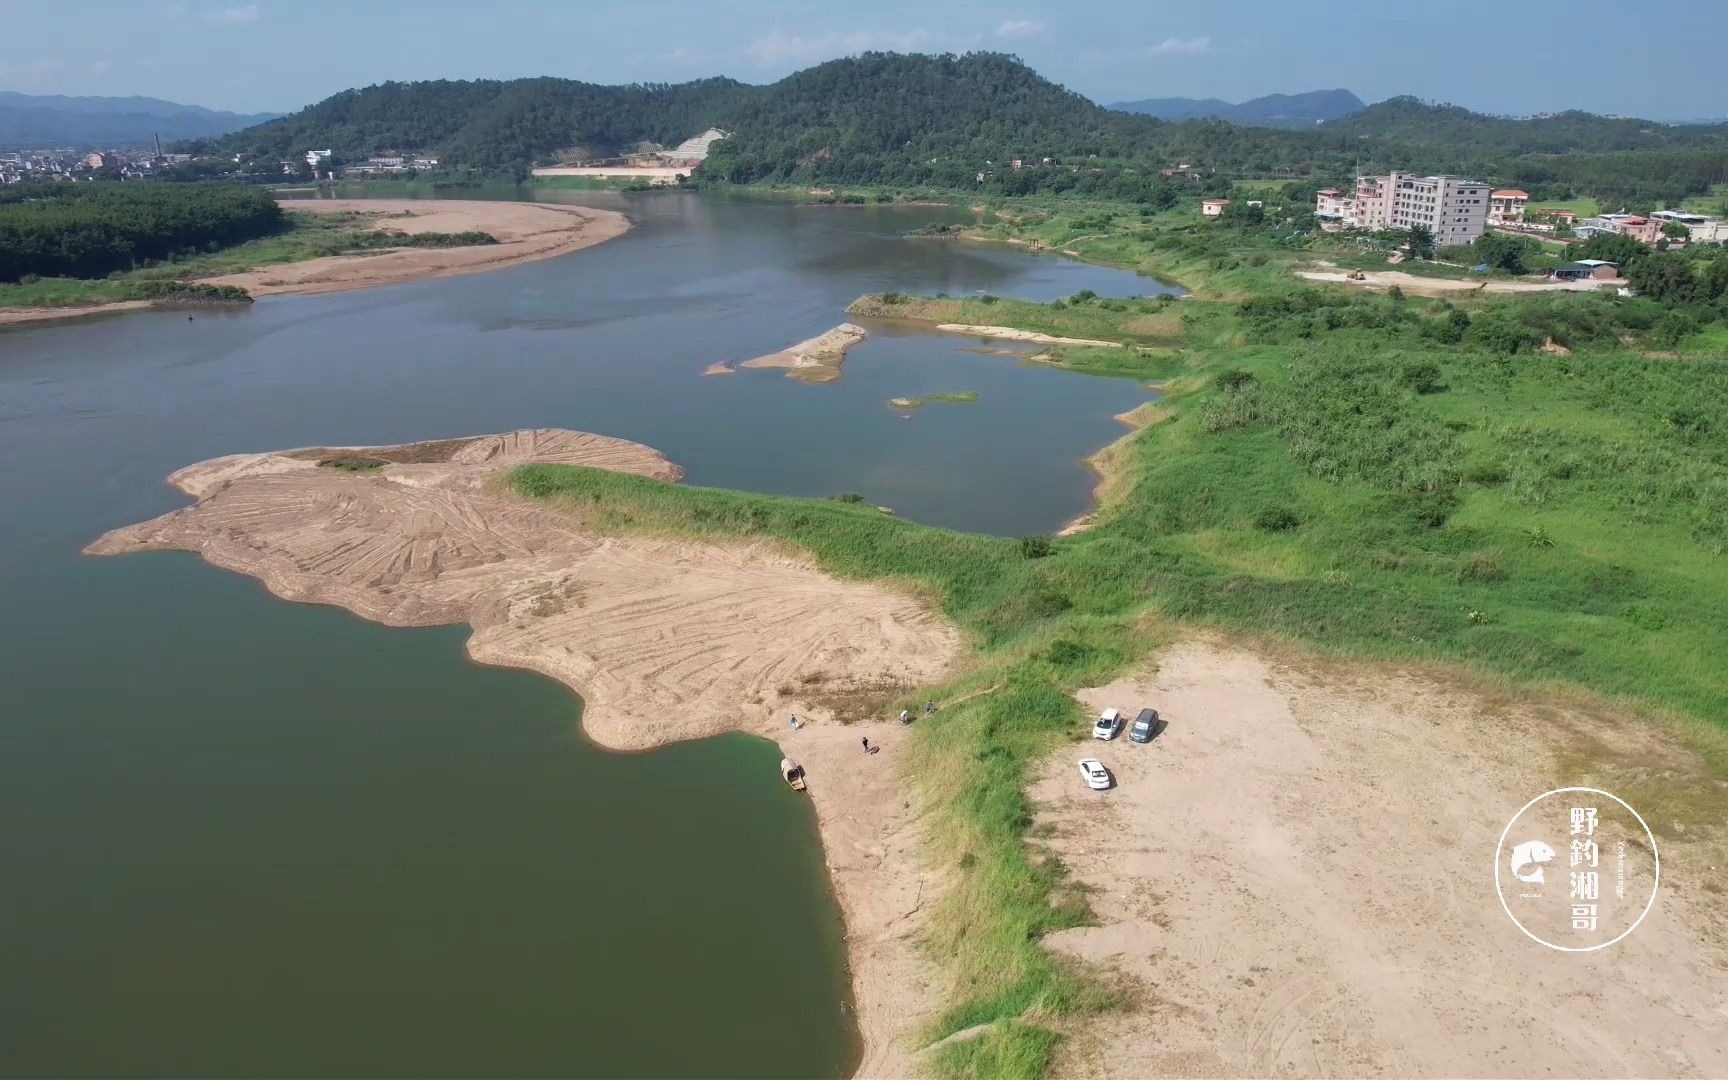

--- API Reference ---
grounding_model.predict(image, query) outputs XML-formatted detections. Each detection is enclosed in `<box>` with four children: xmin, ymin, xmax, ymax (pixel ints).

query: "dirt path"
<box><xmin>1299</xmin><ymin>263</ymin><xmax>1614</xmax><ymax>296</ymax></box>
<box><xmin>86</xmin><ymin>428</ymin><xmax>958</xmax><ymax>1077</ymax></box>
<box><xmin>0</xmin><ymin>199</ymin><xmax>630</xmax><ymax>327</ymax></box>
<box><xmin>1031</xmin><ymin>641</ymin><xmax>1727</xmax><ymax>1078</ymax></box>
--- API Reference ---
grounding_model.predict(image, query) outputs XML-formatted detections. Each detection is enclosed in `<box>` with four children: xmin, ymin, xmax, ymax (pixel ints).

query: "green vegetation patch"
<box><xmin>891</xmin><ymin>392</ymin><xmax>978</xmax><ymax>409</ymax></box>
<box><xmin>317</xmin><ymin>455</ymin><xmax>388</xmax><ymax>472</ymax></box>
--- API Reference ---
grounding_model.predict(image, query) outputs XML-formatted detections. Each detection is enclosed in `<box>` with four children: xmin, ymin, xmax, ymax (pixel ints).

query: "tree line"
<box><xmin>0</xmin><ymin>184</ymin><xmax>284</xmax><ymax>282</ymax></box>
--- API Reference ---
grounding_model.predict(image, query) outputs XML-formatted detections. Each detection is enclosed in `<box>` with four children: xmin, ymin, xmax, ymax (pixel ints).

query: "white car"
<box><xmin>1078</xmin><ymin>758</ymin><xmax>1112</xmax><ymax>791</ymax></box>
<box><xmin>1093</xmin><ymin>707</ymin><xmax>1123</xmax><ymax>740</ymax></box>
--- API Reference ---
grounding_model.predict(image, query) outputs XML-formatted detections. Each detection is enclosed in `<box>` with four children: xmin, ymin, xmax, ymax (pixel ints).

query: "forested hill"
<box><xmin>193</xmin><ymin>54</ymin><xmax>1728</xmax><ymax>202</ymax></box>
<box><xmin>1325</xmin><ymin>96</ymin><xmax>1728</xmax><ymax>157</ymax></box>
<box><xmin>0</xmin><ymin>91</ymin><xmax>280</xmax><ymax>147</ymax></box>
<box><xmin>183</xmin><ymin>77</ymin><xmax>754</xmax><ymax>168</ymax></box>
<box><xmin>191</xmin><ymin>54</ymin><xmax>1345</xmax><ymax>177</ymax></box>
<box><xmin>1110</xmin><ymin>89</ymin><xmax>1365</xmax><ymax>128</ymax></box>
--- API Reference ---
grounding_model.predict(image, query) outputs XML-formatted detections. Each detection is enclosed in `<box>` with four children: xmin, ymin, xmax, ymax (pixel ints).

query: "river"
<box><xmin>0</xmin><ymin>192</ymin><xmax>1168</xmax><ymax>1078</ymax></box>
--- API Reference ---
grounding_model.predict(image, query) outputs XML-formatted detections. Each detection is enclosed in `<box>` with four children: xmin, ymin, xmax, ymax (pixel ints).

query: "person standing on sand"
<box><xmin>899</xmin><ymin>709</ymin><xmax>910</xmax><ymax>725</ymax></box>
<box><xmin>790</xmin><ymin>714</ymin><xmax>799</xmax><ymax>729</ymax></box>
<box><xmin>861</xmin><ymin>736</ymin><xmax>870</xmax><ymax>753</ymax></box>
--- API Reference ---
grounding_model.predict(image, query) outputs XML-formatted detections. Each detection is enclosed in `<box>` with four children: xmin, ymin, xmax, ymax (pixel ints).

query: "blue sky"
<box><xmin>3</xmin><ymin>0</ymin><xmax>1723</xmax><ymax>119</ymax></box>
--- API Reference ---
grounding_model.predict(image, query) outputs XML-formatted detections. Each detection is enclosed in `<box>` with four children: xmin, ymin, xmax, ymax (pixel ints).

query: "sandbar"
<box><xmin>0</xmin><ymin>199</ymin><xmax>630</xmax><ymax>327</ymax></box>
<box><xmin>86</xmin><ymin>427</ymin><xmax>958</xmax><ymax>1078</ymax></box>
<box><xmin>739</xmin><ymin>323</ymin><xmax>869</xmax><ymax>382</ymax></box>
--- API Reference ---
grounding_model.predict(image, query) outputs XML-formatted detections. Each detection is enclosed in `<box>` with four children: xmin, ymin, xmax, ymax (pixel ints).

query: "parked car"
<box><xmin>1077</xmin><ymin>758</ymin><xmax>1112</xmax><ymax>791</ymax></box>
<box><xmin>1129</xmin><ymin>708</ymin><xmax>1159</xmax><ymax>744</ymax></box>
<box><xmin>1092</xmin><ymin>707</ymin><xmax>1123</xmax><ymax>740</ymax></box>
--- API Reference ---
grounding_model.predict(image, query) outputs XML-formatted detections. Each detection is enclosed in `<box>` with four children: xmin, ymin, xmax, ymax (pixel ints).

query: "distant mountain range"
<box><xmin>0</xmin><ymin>92</ymin><xmax>283</xmax><ymax>148</ymax></box>
<box><xmin>1107</xmin><ymin>89</ymin><xmax>1367</xmax><ymax>128</ymax></box>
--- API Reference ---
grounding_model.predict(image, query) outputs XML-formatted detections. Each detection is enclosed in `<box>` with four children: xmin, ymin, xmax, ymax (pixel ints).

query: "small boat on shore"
<box><xmin>781</xmin><ymin>758</ymin><xmax>808</xmax><ymax>791</ymax></box>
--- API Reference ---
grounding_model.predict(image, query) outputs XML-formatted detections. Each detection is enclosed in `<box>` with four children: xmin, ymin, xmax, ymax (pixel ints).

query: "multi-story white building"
<box><xmin>1352</xmin><ymin>174</ymin><xmax>1392</xmax><ymax>230</ymax></box>
<box><xmin>1388</xmin><ymin>173</ymin><xmax>1490</xmax><ymax>248</ymax></box>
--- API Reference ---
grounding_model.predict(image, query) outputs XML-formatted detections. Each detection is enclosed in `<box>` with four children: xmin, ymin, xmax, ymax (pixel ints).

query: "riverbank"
<box><xmin>86</xmin><ymin>428</ymin><xmax>960</xmax><ymax>1078</ymax></box>
<box><xmin>0</xmin><ymin>200</ymin><xmax>630</xmax><ymax>328</ymax></box>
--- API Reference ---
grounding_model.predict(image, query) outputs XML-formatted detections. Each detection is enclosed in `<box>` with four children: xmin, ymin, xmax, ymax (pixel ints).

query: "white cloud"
<box><xmin>744</xmin><ymin>28</ymin><xmax>951</xmax><ymax>69</ymax></box>
<box><xmin>202</xmin><ymin>4</ymin><xmax>261</xmax><ymax>25</ymax></box>
<box><xmin>995</xmin><ymin>19</ymin><xmax>1045</xmax><ymax>40</ymax></box>
<box><xmin>1146</xmin><ymin>36</ymin><xmax>1211</xmax><ymax>56</ymax></box>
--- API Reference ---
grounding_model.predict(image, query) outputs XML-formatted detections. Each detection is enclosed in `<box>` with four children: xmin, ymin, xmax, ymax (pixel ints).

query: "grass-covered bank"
<box><xmin>0</xmin><ymin>209</ymin><xmax>495</xmax><ymax>312</ymax></box>
<box><xmin>509</xmin><ymin>205</ymin><xmax>1728</xmax><ymax>1078</ymax></box>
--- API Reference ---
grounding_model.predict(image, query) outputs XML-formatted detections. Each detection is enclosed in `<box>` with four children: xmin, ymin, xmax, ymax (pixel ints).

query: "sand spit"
<box><xmin>0</xmin><ymin>200</ymin><xmax>630</xmax><ymax>328</ymax></box>
<box><xmin>86</xmin><ymin>426</ymin><xmax>959</xmax><ymax>1078</ymax></box>
<box><xmin>208</xmin><ymin>200</ymin><xmax>630</xmax><ymax>298</ymax></box>
<box><xmin>1033</xmin><ymin>641</ymin><xmax>1728</xmax><ymax>1078</ymax></box>
<box><xmin>702</xmin><ymin>361</ymin><xmax>737</xmax><ymax>376</ymax></box>
<box><xmin>739</xmin><ymin>323</ymin><xmax>869</xmax><ymax>382</ymax></box>
<box><xmin>934</xmin><ymin>324</ymin><xmax>1123</xmax><ymax>348</ymax></box>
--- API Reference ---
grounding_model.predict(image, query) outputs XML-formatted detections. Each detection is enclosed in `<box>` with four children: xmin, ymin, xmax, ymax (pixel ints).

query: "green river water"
<box><xmin>0</xmin><ymin>192</ymin><xmax>1170</xmax><ymax>1077</ymax></box>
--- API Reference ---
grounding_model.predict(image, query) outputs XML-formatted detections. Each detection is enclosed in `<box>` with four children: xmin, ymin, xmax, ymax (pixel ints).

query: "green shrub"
<box><xmin>1020</xmin><ymin>535</ymin><xmax>1053</xmax><ymax>559</ymax></box>
<box><xmin>1253</xmin><ymin>506</ymin><xmax>1301</xmax><ymax>532</ymax></box>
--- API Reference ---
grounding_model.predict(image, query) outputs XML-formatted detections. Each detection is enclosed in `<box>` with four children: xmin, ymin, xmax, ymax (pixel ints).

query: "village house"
<box><xmin>1315</xmin><ymin>187</ymin><xmax>1354</xmax><ymax>222</ymax></box>
<box><xmin>1577</xmin><ymin>214</ymin><xmax>1662</xmax><ymax>244</ymax></box>
<box><xmin>1548</xmin><ymin>259</ymin><xmax>1620</xmax><ymax>281</ymax></box>
<box><xmin>1202</xmin><ymin>198</ymin><xmax>1231</xmax><ymax>218</ymax></box>
<box><xmin>1488</xmin><ymin>189</ymin><xmax>1529</xmax><ymax>222</ymax></box>
<box><xmin>1651</xmin><ymin>209</ymin><xmax>1728</xmax><ymax>244</ymax></box>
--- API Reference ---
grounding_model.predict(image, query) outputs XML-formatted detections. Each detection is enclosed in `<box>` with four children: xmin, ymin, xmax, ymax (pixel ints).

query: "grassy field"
<box><xmin>1680</xmin><ymin>183</ymin><xmax>1728</xmax><ymax>216</ymax></box>
<box><xmin>1527</xmin><ymin>195</ymin><xmax>1602</xmax><ymax>218</ymax></box>
<box><xmin>507</xmin><ymin>203</ymin><xmax>1728</xmax><ymax>1075</ymax></box>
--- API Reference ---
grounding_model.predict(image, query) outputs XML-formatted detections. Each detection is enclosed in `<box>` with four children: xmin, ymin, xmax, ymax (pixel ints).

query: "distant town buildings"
<box><xmin>1314</xmin><ymin>173</ymin><xmax>1490</xmax><ymax>246</ymax></box>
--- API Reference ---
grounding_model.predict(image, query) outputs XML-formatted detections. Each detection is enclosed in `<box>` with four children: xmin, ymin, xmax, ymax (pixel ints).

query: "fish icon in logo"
<box><xmin>1510</xmin><ymin>840</ymin><xmax>1555</xmax><ymax>884</ymax></box>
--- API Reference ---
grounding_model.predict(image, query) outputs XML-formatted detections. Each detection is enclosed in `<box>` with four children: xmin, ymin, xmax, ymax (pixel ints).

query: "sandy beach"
<box><xmin>86</xmin><ymin>428</ymin><xmax>958</xmax><ymax>1078</ymax></box>
<box><xmin>934</xmin><ymin>323</ymin><xmax>1123</xmax><ymax>348</ymax></box>
<box><xmin>0</xmin><ymin>199</ymin><xmax>630</xmax><ymax>328</ymax></box>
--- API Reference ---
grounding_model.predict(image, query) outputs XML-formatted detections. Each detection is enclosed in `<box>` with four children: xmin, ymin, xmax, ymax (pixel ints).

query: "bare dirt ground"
<box><xmin>739</xmin><ymin>323</ymin><xmax>870</xmax><ymax>382</ymax></box>
<box><xmin>86</xmin><ymin>427</ymin><xmax>958</xmax><ymax>1078</ymax></box>
<box><xmin>0</xmin><ymin>200</ymin><xmax>629</xmax><ymax>327</ymax></box>
<box><xmin>1299</xmin><ymin>262</ymin><xmax>1615</xmax><ymax>297</ymax></box>
<box><xmin>935</xmin><ymin>324</ymin><xmax>1124</xmax><ymax>348</ymax></box>
<box><xmin>1031</xmin><ymin>640</ymin><xmax>1727</xmax><ymax>1079</ymax></box>
<box><xmin>208</xmin><ymin>199</ymin><xmax>630</xmax><ymax>297</ymax></box>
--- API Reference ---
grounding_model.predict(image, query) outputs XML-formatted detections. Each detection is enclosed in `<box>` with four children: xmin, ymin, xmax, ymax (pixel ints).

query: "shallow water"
<box><xmin>0</xmin><ymin>193</ymin><xmax>1164</xmax><ymax>1077</ymax></box>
